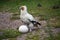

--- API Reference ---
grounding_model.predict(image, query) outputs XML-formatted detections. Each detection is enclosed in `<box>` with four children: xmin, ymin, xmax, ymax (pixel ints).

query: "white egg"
<box><xmin>19</xmin><ymin>25</ymin><xmax>29</xmax><ymax>33</ymax></box>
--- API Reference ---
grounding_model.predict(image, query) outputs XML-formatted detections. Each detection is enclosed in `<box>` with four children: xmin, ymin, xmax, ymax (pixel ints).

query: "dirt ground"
<box><xmin>0</xmin><ymin>12</ymin><xmax>60</xmax><ymax>40</ymax></box>
<box><xmin>0</xmin><ymin>12</ymin><xmax>23</xmax><ymax>30</ymax></box>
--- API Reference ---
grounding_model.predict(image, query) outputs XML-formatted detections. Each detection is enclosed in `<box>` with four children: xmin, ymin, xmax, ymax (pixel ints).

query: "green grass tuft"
<box><xmin>0</xmin><ymin>29</ymin><xmax>21</xmax><ymax>39</ymax></box>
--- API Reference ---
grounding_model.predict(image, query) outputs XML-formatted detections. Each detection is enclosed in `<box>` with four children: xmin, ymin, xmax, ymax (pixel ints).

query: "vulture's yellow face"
<box><xmin>20</xmin><ymin>6</ymin><xmax>27</xmax><ymax>11</ymax></box>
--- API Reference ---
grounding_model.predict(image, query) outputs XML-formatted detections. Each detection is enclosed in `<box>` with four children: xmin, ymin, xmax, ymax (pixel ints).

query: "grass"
<box><xmin>0</xmin><ymin>29</ymin><xmax>21</xmax><ymax>40</ymax></box>
<box><xmin>54</xmin><ymin>33</ymin><xmax>60</xmax><ymax>40</ymax></box>
<box><xmin>26</xmin><ymin>30</ymin><xmax>40</xmax><ymax>40</ymax></box>
<box><xmin>0</xmin><ymin>0</ymin><xmax>60</xmax><ymax>40</ymax></box>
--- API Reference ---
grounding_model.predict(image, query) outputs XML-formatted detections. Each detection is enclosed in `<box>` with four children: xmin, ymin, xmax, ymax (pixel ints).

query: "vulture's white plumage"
<box><xmin>20</xmin><ymin>6</ymin><xmax>35</xmax><ymax>24</ymax></box>
<box><xmin>20</xmin><ymin>6</ymin><xmax>41</xmax><ymax>31</ymax></box>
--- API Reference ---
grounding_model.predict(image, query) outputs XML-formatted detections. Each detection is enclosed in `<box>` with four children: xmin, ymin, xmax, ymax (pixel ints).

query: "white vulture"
<box><xmin>20</xmin><ymin>6</ymin><xmax>41</xmax><ymax>31</ymax></box>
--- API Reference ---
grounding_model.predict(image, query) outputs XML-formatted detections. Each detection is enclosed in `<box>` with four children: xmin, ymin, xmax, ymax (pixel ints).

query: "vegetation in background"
<box><xmin>0</xmin><ymin>0</ymin><xmax>60</xmax><ymax>40</ymax></box>
<box><xmin>0</xmin><ymin>0</ymin><xmax>60</xmax><ymax>27</ymax></box>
